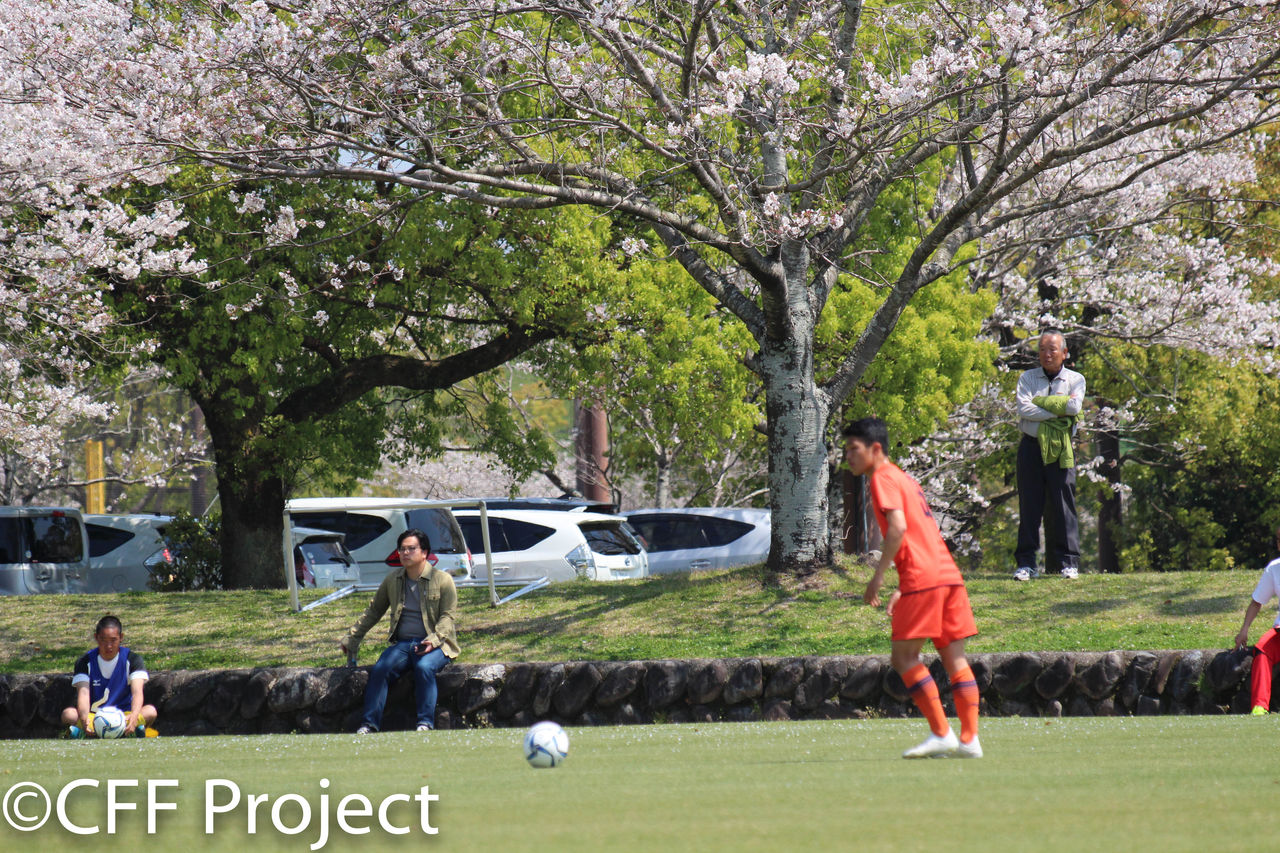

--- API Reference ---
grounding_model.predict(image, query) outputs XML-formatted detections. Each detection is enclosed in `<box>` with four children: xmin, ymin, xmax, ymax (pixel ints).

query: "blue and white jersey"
<box><xmin>72</xmin><ymin>647</ymin><xmax>148</xmax><ymax>712</ymax></box>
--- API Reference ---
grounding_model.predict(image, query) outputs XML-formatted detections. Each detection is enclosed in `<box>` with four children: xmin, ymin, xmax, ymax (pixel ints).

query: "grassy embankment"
<box><xmin>0</xmin><ymin>565</ymin><xmax>1254</xmax><ymax>674</ymax></box>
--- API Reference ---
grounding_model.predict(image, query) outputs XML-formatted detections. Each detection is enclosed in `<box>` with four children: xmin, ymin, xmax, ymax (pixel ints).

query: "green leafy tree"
<box><xmin>108</xmin><ymin>174</ymin><xmax>620</xmax><ymax>587</ymax></box>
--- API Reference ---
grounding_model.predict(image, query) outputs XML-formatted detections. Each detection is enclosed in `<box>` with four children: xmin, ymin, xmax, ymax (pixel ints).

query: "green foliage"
<box><xmin>825</xmin><ymin>271</ymin><xmax>996</xmax><ymax>446</ymax></box>
<box><xmin>541</xmin><ymin>250</ymin><xmax>765</xmax><ymax>504</ymax></box>
<box><xmin>1089</xmin><ymin>345</ymin><xmax>1280</xmax><ymax>571</ymax></box>
<box><xmin>148</xmin><ymin>510</ymin><xmax>223</xmax><ymax>591</ymax></box>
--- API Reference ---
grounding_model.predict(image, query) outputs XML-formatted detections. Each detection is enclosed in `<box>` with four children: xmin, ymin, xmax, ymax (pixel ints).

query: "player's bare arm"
<box><xmin>865</xmin><ymin>509</ymin><xmax>907</xmax><ymax>607</ymax></box>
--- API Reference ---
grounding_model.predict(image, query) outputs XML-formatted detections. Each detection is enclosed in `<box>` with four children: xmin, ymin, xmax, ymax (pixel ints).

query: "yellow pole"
<box><xmin>85</xmin><ymin>440</ymin><xmax>105</xmax><ymax>514</ymax></box>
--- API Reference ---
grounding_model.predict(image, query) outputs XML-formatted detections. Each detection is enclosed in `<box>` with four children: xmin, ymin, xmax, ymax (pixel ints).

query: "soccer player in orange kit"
<box><xmin>843</xmin><ymin>417</ymin><xmax>981</xmax><ymax>758</ymax></box>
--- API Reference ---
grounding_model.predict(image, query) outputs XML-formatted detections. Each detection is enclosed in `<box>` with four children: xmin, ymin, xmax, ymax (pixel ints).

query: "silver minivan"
<box><xmin>0</xmin><ymin>506</ymin><xmax>91</xmax><ymax>594</ymax></box>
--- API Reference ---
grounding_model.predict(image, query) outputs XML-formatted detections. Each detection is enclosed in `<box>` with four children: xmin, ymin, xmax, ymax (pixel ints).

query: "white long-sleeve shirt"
<box><xmin>1016</xmin><ymin>365</ymin><xmax>1085</xmax><ymax>438</ymax></box>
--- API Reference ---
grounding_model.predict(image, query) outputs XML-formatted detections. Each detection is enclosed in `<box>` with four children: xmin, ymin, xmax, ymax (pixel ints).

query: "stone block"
<box><xmin>722</xmin><ymin>659</ymin><xmax>763</xmax><ymax>705</ymax></box>
<box><xmin>268</xmin><ymin>669</ymin><xmax>325</xmax><ymax>714</ymax></box>
<box><xmin>240</xmin><ymin>669</ymin><xmax>278</xmax><ymax>719</ymax></box>
<box><xmin>882</xmin><ymin>667</ymin><xmax>908</xmax><ymax>703</ymax></box>
<box><xmin>764</xmin><ymin>658</ymin><xmax>805</xmax><ymax>700</ymax></box>
<box><xmin>686</xmin><ymin>660</ymin><xmax>729</xmax><ymax>705</ymax></box>
<box><xmin>532</xmin><ymin>664</ymin><xmax>566</xmax><ymax>717</ymax></box>
<box><xmin>643</xmin><ymin>661</ymin><xmax>687</xmax><ymax>710</ymax></box>
<box><xmin>1034</xmin><ymin>655</ymin><xmax>1076</xmax><ymax>700</ymax></box>
<box><xmin>1075</xmin><ymin>652</ymin><xmax>1125</xmax><ymax>700</ymax></box>
<box><xmin>552</xmin><ymin>662</ymin><xmax>601</xmax><ymax>718</ymax></box>
<box><xmin>1206</xmin><ymin>648</ymin><xmax>1251</xmax><ymax>698</ymax></box>
<box><xmin>494</xmin><ymin>663</ymin><xmax>542</xmax><ymax>718</ymax></box>
<box><xmin>840</xmin><ymin>658</ymin><xmax>884</xmax><ymax>702</ymax></box>
<box><xmin>595</xmin><ymin>663</ymin><xmax>643</xmax><ymax>708</ymax></box>
<box><xmin>992</xmin><ymin>653</ymin><xmax>1043</xmax><ymax>698</ymax></box>
<box><xmin>762</xmin><ymin>699</ymin><xmax>793</xmax><ymax>721</ymax></box>
<box><xmin>37</xmin><ymin>675</ymin><xmax>74</xmax><ymax>725</ymax></box>
<box><xmin>316</xmin><ymin>668</ymin><xmax>366</xmax><ymax>715</ymax></box>
<box><xmin>1119</xmin><ymin>653</ymin><xmax>1158</xmax><ymax>710</ymax></box>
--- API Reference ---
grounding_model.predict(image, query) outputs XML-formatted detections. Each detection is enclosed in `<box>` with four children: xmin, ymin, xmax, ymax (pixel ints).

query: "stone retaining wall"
<box><xmin>0</xmin><ymin>649</ymin><xmax>1263</xmax><ymax>738</ymax></box>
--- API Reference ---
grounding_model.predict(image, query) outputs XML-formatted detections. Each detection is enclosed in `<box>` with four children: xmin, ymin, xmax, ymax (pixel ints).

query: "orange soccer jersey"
<box><xmin>868</xmin><ymin>462</ymin><xmax>963</xmax><ymax>593</ymax></box>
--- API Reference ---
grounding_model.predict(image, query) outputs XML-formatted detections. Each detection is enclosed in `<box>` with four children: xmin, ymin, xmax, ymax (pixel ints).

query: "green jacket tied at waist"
<box><xmin>1031</xmin><ymin>394</ymin><xmax>1076</xmax><ymax>469</ymax></box>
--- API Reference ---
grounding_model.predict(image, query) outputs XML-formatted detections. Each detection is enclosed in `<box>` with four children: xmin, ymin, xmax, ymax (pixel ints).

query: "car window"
<box><xmin>455</xmin><ymin>517</ymin><xmax>502</xmax><ymax>552</ymax></box>
<box><xmin>629</xmin><ymin>516</ymin><xmax>708</xmax><ymax>552</ymax></box>
<box><xmin>496</xmin><ymin>519</ymin><xmax>555</xmax><ymax>552</ymax></box>
<box><xmin>292</xmin><ymin>512</ymin><xmax>391</xmax><ymax>551</ymax></box>
<box><xmin>0</xmin><ymin>518</ymin><xmax>23</xmax><ymax>563</ymax></box>
<box><xmin>29</xmin><ymin>515</ymin><xmax>84</xmax><ymax>563</ymax></box>
<box><xmin>86</xmin><ymin>524</ymin><xmax>137</xmax><ymax>557</ymax></box>
<box><xmin>406</xmin><ymin>508</ymin><xmax>467</xmax><ymax>554</ymax></box>
<box><xmin>699</xmin><ymin>517</ymin><xmax>756</xmax><ymax>547</ymax></box>
<box><xmin>581</xmin><ymin>522</ymin><xmax>642</xmax><ymax>555</ymax></box>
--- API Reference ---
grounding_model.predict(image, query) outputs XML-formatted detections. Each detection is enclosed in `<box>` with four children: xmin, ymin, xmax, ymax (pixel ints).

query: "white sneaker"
<box><xmin>355</xmin><ymin>725</ymin><xmax>375</xmax><ymax>734</ymax></box>
<box><xmin>1013</xmin><ymin>566</ymin><xmax>1036</xmax><ymax>581</ymax></box>
<box><xmin>416</xmin><ymin>724</ymin><xmax>433</xmax><ymax>732</ymax></box>
<box><xmin>952</xmin><ymin>736</ymin><xmax>983</xmax><ymax>758</ymax></box>
<box><xmin>1060</xmin><ymin>567</ymin><xmax>1079</xmax><ymax>579</ymax></box>
<box><xmin>903</xmin><ymin>729</ymin><xmax>959</xmax><ymax>759</ymax></box>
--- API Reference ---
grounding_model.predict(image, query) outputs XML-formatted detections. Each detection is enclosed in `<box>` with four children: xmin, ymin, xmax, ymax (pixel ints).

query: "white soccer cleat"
<box><xmin>1013</xmin><ymin>567</ymin><xmax>1039</xmax><ymax>581</ymax></box>
<box><xmin>952</xmin><ymin>736</ymin><xmax>983</xmax><ymax>758</ymax></box>
<box><xmin>903</xmin><ymin>729</ymin><xmax>959</xmax><ymax>759</ymax></box>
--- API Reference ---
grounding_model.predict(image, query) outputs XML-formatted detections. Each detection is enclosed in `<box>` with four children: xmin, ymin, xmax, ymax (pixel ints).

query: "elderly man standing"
<box><xmin>1014</xmin><ymin>331</ymin><xmax>1086</xmax><ymax>581</ymax></box>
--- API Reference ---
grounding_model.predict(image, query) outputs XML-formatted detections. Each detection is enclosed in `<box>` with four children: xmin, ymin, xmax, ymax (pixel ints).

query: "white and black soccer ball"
<box><xmin>523</xmin><ymin>721</ymin><xmax>569</xmax><ymax>768</ymax></box>
<box><xmin>92</xmin><ymin>706</ymin><xmax>128</xmax><ymax>739</ymax></box>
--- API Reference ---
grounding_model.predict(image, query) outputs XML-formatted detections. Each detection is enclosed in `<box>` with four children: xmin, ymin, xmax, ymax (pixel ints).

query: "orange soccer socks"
<box><xmin>902</xmin><ymin>664</ymin><xmax>950</xmax><ymax>737</ymax></box>
<box><xmin>948</xmin><ymin>663</ymin><xmax>980</xmax><ymax>744</ymax></box>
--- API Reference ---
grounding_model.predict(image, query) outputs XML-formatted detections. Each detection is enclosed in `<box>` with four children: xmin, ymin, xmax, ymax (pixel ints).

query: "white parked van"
<box><xmin>285</xmin><ymin>497</ymin><xmax>473</xmax><ymax>585</ymax></box>
<box><xmin>0</xmin><ymin>506</ymin><xmax>91</xmax><ymax>595</ymax></box>
<box><xmin>453</xmin><ymin>508</ymin><xmax>648</xmax><ymax>584</ymax></box>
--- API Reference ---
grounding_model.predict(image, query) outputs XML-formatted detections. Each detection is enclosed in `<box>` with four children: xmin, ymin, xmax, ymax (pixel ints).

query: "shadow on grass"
<box><xmin>463</xmin><ymin>565</ymin><xmax>770</xmax><ymax>643</ymax></box>
<box><xmin>1049</xmin><ymin>597</ymin><xmax>1130</xmax><ymax>617</ymax></box>
<box><xmin>1161</xmin><ymin>595</ymin><xmax>1238</xmax><ymax>616</ymax></box>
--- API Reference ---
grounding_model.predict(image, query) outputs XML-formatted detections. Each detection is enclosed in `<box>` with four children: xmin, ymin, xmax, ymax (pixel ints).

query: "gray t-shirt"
<box><xmin>394</xmin><ymin>579</ymin><xmax>424</xmax><ymax>642</ymax></box>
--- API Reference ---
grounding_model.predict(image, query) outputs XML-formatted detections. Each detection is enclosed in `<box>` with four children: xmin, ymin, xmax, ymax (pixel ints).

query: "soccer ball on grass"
<box><xmin>91</xmin><ymin>706</ymin><xmax>128</xmax><ymax>739</ymax></box>
<box><xmin>523</xmin><ymin>721</ymin><xmax>569</xmax><ymax>768</ymax></box>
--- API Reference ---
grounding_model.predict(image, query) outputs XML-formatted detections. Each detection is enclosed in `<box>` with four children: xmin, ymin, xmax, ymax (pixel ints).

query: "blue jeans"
<box><xmin>361</xmin><ymin>641</ymin><xmax>449</xmax><ymax>730</ymax></box>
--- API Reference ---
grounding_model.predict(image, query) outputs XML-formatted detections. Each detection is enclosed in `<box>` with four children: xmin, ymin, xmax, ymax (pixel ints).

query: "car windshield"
<box><xmin>581</xmin><ymin>522</ymin><xmax>642</xmax><ymax>555</ymax></box>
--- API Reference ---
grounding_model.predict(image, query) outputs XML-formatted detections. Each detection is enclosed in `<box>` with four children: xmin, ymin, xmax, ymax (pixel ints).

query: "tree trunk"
<box><xmin>653</xmin><ymin>448</ymin><xmax>672</xmax><ymax>508</ymax></box>
<box><xmin>203</xmin><ymin>408</ymin><xmax>290</xmax><ymax>589</ymax></box>
<box><xmin>759</xmin><ymin>334</ymin><xmax>832</xmax><ymax>578</ymax></box>
<box><xmin>216</xmin><ymin>469</ymin><xmax>287</xmax><ymax>588</ymax></box>
<box><xmin>1097</xmin><ymin>425</ymin><xmax>1122</xmax><ymax>574</ymax></box>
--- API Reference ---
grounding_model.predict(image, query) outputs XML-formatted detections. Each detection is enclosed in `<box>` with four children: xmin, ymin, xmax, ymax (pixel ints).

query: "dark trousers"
<box><xmin>1015</xmin><ymin>435</ymin><xmax>1079</xmax><ymax>572</ymax></box>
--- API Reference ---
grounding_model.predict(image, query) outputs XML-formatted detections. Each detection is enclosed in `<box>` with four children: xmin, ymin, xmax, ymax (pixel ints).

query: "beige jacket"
<box><xmin>342</xmin><ymin>566</ymin><xmax>459</xmax><ymax>658</ymax></box>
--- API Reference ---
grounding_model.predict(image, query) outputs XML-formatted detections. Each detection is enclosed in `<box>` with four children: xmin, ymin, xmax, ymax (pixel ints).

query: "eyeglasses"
<box><xmin>398</xmin><ymin>545</ymin><xmax>422</xmax><ymax>553</ymax></box>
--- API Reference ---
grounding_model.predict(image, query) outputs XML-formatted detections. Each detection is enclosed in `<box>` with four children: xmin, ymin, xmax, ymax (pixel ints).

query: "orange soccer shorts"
<box><xmin>891</xmin><ymin>584</ymin><xmax>977</xmax><ymax>647</ymax></box>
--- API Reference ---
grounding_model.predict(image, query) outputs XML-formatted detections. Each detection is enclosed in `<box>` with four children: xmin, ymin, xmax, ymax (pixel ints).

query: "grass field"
<box><xmin>0</xmin><ymin>567</ymin><xmax>1259</xmax><ymax>674</ymax></box>
<box><xmin>1</xmin><ymin>717</ymin><xmax>1274</xmax><ymax>852</ymax></box>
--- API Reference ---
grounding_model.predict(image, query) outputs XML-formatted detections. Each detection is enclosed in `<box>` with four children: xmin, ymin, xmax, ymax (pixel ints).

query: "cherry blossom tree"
<box><xmin>0</xmin><ymin>1</ymin><xmax>202</xmax><ymax>497</ymax></box>
<box><xmin>11</xmin><ymin>0</ymin><xmax>1280</xmax><ymax>575</ymax></box>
